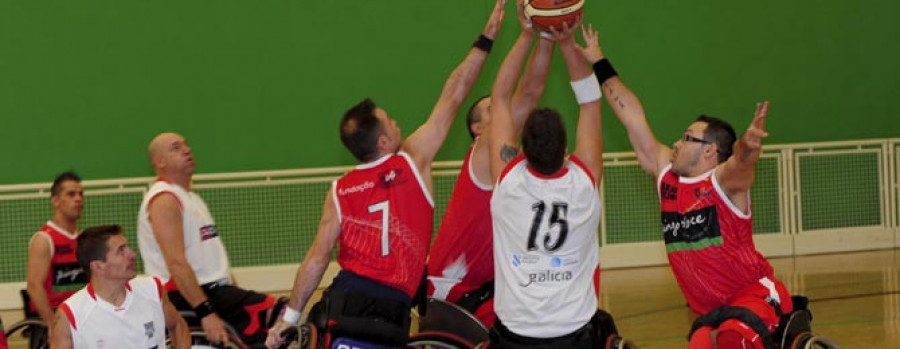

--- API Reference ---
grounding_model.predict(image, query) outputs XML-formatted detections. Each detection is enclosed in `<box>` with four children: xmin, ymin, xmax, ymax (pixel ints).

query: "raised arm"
<box><xmin>403</xmin><ymin>0</ymin><xmax>505</xmax><ymax>182</ymax></box>
<box><xmin>554</xmin><ymin>22</ymin><xmax>604</xmax><ymax>181</ymax></box>
<box><xmin>26</xmin><ymin>234</ymin><xmax>56</xmax><ymax>325</ymax></box>
<box><xmin>148</xmin><ymin>194</ymin><xmax>229</xmax><ymax>345</ymax></box>
<box><xmin>577</xmin><ymin>24</ymin><xmax>671</xmax><ymax>178</ymax></box>
<box><xmin>487</xmin><ymin>1</ymin><xmax>535</xmax><ymax>183</ymax></box>
<box><xmin>715</xmin><ymin>101</ymin><xmax>770</xmax><ymax>210</ymax></box>
<box><xmin>509</xmin><ymin>8</ymin><xmax>552</xmax><ymax>132</ymax></box>
<box><xmin>266</xmin><ymin>189</ymin><xmax>341</xmax><ymax>349</ymax></box>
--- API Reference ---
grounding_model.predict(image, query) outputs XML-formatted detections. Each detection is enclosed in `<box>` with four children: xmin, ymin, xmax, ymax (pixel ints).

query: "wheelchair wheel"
<box><xmin>5</xmin><ymin>318</ymin><xmax>48</xmax><ymax>349</ymax></box>
<box><xmin>170</xmin><ymin>330</ymin><xmax>246</xmax><ymax>349</ymax></box>
<box><xmin>408</xmin><ymin>330</ymin><xmax>480</xmax><ymax>349</ymax></box>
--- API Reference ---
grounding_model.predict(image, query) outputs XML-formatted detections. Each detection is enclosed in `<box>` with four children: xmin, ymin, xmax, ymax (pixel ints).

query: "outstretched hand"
<box><xmin>483</xmin><ymin>0</ymin><xmax>507</xmax><ymax>39</ymax></box>
<box><xmin>742</xmin><ymin>101</ymin><xmax>770</xmax><ymax>150</ymax></box>
<box><xmin>547</xmin><ymin>16</ymin><xmax>582</xmax><ymax>43</ymax></box>
<box><xmin>576</xmin><ymin>23</ymin><xmax>604</xmax><ymax>63</ymax></box>
<box><xmin>515</xmin><ymin>0</ymin><xmax>534</xmax><ymax>33</ymax></box>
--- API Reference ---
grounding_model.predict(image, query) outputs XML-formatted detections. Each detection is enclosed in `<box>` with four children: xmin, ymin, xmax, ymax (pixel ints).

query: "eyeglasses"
<box><xmin>681</xmin><ymin>134</ymin><xmax>711</xmax><ymax>144</ymax></box>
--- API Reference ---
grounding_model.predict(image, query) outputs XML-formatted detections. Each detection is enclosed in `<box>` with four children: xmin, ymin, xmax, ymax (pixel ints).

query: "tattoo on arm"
<box><xmin>500</xmin><ymin>144</ymin><xmax>519</xmax><ymax>163</ymax></box>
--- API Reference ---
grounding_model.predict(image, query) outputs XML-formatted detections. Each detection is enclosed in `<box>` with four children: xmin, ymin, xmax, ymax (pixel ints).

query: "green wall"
<box><xmin>1</xmin><ymin>0</ymin><xmax>898</xmax><ymax>185</ymax></box>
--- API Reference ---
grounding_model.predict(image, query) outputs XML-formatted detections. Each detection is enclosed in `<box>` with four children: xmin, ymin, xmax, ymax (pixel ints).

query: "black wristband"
<box><xmin>593</xmin><ymin>58</ymin><xmax>618</xmax><ymax>85</ymax></box>
<box><xmin>194</xmin><ymin>300</ymin><xmax>215</xmax><ymax>319</ymax></box>
<box><xmin>473</xmin><ymin>34</ymin><xmax>493</xmax><ymax>53</ymax></box>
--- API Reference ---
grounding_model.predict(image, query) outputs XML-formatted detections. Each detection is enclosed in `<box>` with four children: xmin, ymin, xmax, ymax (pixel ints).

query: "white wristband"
<box><xmin>281</xmin><ymin>306</ymin><xmax>302</xmax><ymax>326</ymax></box>
<box><xmin>570</xmin><ymin>75</ymin><xmax>602</xmax><ymax>104</ymax></box>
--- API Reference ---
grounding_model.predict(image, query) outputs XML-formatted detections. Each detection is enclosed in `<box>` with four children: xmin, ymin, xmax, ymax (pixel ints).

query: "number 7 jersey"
<box><xmin>332</xmin><ymin>152</ymin><xmax>434</xmax><ymax>298</ymax></box>
<box><xmin>491</xmin><ymin>154</ymin><xmax>601</xmax><ymax>338</ymax></box>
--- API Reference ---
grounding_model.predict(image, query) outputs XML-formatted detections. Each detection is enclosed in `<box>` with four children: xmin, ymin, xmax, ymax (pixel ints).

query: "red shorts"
<box><xmin>689</xmin><ymin>277</ymin><xmax>793</xmax><ymax>349</ymax></box>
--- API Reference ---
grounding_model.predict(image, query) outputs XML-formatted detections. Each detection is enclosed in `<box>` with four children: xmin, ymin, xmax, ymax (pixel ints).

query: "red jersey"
<box><xmin>333</xmin><ymin>152</ymin><xmax>434</xmax><ymax>297</ymax></box>
<box><xmin>0</xmin><ymin>315</ymin><xmax>7</xmax><ymax>349</ymax></box>
<box><xmin>427</xmin><ymin>145</ymin><xmax>494</xmax><ymax>302</ymax></box>
<box><xmin>658</xmin><ymin>164</ymin><xmax>774</xmax><ymax>314</ymax></box>
<box><xmin>31</xmin><ymin>222</ymin><xmax>87</xmax><ymax>310</ymax></box>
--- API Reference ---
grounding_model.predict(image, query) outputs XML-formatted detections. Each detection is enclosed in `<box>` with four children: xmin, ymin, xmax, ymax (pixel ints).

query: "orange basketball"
<box><xmin>524</xmin><ymin>0</ymin><xmax>584</xmax><ymax>32</ymax></box>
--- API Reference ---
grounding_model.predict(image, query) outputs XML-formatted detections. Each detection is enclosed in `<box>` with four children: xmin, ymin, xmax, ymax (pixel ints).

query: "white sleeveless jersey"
<box><xmin>491</xmin><ymin>155</ymin><xmax>601</xmax><ymax>338</ymax></box>
<box><xmin>60</xmin><ymin>277</ymin><xmax>167</xmax><ymax>349</ymax></box>
<box><xmin>138</xmin><ymin>181</ymin><xmax>230</xmax><ymax>285</ymax></box>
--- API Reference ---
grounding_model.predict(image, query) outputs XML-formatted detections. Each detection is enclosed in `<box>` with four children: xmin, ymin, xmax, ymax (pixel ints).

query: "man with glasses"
<box><xmin>574</xmin><ymin>25</ymin><xmax>793</xmax><ymax>349</ymax></box>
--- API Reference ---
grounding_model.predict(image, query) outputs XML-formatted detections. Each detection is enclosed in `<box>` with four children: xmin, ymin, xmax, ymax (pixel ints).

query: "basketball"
<box><xmin>524</xmin><ymin>0</ymin><xmax>585</xmax><ymax>32</ymax></box>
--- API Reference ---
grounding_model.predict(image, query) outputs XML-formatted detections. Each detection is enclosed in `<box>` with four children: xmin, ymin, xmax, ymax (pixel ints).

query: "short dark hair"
<box><xmin>521</xmin><ymin>108</ymin><xmax>567</xmax><ymax>175</ymax></box>
<box><xmin>340</xmin><ymin>98</ymin><xmax>384</xmax><ymax>162</ymax></box>
<box><xmin>697</xmin><ymin>115</ymin><xmax>737</xmax><ymax>163</ymax></box>
<box><xmin>466</xmin><ymin>95</ymin><xmax>490</xmax><ymax>140</ymax></box>
<box><xmin>51</xmin><ymin>171</ymin><xmax>81</xmax><ymax>196</ymax></box>
<box><xmin>77</xmin><ymin>224</ymin><xmax>122</xmax><ymax>270</ymax></box>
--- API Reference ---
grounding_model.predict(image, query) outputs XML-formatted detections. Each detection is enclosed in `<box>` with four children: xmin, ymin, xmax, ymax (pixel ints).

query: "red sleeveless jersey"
<box><xmin>427</xmin><ymin>145</ymin><xmax>494</xmax><ymax>302</ymax></box>
<box><xmin>333</xmin><ymin>152</ymin><xmax>434</xmax><ymax>297</ymax></box>
<box><xmin>35</xmin><ymin>222</ymin><xmax>87</xmax><ymax>309</ymax></box>
<box><xmin>658</xmin><ymin>165</ymin><xmax>774</xmax><ymax>314</ymax></box>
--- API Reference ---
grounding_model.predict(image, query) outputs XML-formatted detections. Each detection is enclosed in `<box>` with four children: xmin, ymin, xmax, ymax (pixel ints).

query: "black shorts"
<box><xmin>169</xmin><ymin>283</ymin><xmax>275</xmax><ymax>343</ymax></box>
<box><xmin>489</xmin><ymin>310</ymin><xmax>616</xmax><ymax>349</ymax></box>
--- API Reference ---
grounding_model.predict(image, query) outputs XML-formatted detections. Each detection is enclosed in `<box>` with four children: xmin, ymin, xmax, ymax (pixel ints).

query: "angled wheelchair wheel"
<box><xmin>5</xmin><ymin>318</ymin><xmax>48</xmax><ymax>349</ymax></box>
<box><xmin>408</xmin><ymin>330</ymin><xmax>481</xmax><ymax>349</ymax></box>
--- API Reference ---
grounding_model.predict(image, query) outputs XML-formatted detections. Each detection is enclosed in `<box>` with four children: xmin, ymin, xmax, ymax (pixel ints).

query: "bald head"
<box><xmin>148</xmin><ymin>132</ymin><xmax>182</xmax><ymax>164</ymax></box>
<box><xmin>147</xmin><ymin>132</ymin><xmax>194</xmax><ymax>178</ymax></box>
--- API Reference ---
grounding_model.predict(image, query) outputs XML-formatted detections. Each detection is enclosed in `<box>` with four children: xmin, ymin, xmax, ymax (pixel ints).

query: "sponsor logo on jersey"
<box><xmin>662</xmin><ymin>206</ymin><xmax>723</xmax><ymax>252</ymax></box>
<box><xmin>144</xmin><ymin>321</ymin><xmax>155</xmax><ymax>339</ymax></box>
<box><xmin>510</xmin><ymin>253</ymin><xmax>539</xmax><ymax>268</ymax></box>
<box><xmin>53</xmin><ymin>263</ymin><xmax>87</xmax><ymax>285</ymax></box>
<box><xmin>694</xmin><ymin>187</ymin><xmax>712</xmax><ymax>198</ymax></box>
<box><xmin>378</xmin><ymin>168</ymin><xmax>408</xmax><ymax>188</ymax></box>
<box><xmin>519</xmin><ymin>269</ymin><xmax>573</xmax><ymax>287</ymax></box>
<box><xmin>200</xmin><ymin>225</ymin><xmax>219</xmax><ymax>241</ymax></box>
<box><xmin>55</xmin><ymin>244</ymin><xmax>74</xmax><ymax>254</ymax></box>
<box><xmin>338</xmin><ymin>181</ymin><xmax>375</xmax><ymax>196</ymax></box>
<box><xmin>661</xmin><ymin>182</ymin><xmax>678</xmax><ymax>200</ymax></box>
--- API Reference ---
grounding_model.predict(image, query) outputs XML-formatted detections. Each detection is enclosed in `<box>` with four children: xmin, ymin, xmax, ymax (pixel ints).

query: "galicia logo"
<box><xmin>512</xmin><ymin>254</ymin><xmax>522</xmax><ymax>267</ymax></box>
<box><xmin>519</xmin><ymin>270</ymin><xmax>573</xmax><ymax>287</ymax></box>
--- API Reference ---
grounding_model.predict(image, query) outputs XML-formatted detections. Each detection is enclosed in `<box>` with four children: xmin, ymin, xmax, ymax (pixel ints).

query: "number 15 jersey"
<box><xmin>333</xmin><ymin>152</ymin><xmax>434</xmax><ymax>298</ymax></box>
<box><xmin>491</xmin><ymin>154</ymin><xmax>601</xmax><ymax>338</ymax></box>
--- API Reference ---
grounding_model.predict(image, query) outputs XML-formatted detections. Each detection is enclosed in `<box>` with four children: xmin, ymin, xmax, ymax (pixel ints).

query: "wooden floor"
<box><xmin>601</xmin><ymin>249</ymin><xmax>900</xmax><ymax>348</ymax></box>
<box><xmin>4</xmin><ymin>249</ymin><xmax>898</xmax><ymax>348</ymax></box>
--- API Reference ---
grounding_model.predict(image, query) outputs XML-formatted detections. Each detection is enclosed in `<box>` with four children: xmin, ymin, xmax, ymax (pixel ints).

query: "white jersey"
<box><xmin>138</xmin><ymin>181</ymin><xmax>230</xmax><ymax>285</ymax></box>
<box><xmin>60</xmin><ymin>277</ymin><xmax>167</xmax><ymax>349</ymax></box>
<box><xmin>491</xmin><ymin>155</ymin><xmax>601</xmax><ymax>338</ymax></box>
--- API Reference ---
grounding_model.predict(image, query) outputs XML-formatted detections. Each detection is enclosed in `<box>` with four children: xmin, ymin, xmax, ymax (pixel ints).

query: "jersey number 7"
<box><xmin>368</xmin><ymin>201</ymin><xmax>390</xmax><ymax>256</ymax></box>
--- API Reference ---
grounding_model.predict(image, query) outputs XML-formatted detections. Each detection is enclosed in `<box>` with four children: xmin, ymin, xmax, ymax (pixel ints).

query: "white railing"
<box><xmin>0</xmin><ymin>139</ymin><xmax>897</xmax><ymax>309</ymax></box>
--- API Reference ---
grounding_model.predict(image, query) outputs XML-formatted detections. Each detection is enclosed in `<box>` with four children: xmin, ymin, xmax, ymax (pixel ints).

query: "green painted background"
<box><xmin>1</xmin><ymin>0</ymin><xmax>897</xmax><ymax>185</ymax></box>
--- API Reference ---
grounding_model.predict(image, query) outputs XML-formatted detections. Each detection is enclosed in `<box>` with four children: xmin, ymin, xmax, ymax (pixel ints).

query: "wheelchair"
<box><xmin>774</xmin><ymin>296</ymin><xmax>838</xmax><ymax>349</ymax></box>
<box><xmin>407</xmin><ymin>298</ymin><xmax>489</xmax><ymax>349</ymax></box>
<box><xmin>3</xmin><ymin>290</ymin><xmax>48</xmax><ymax>349</ymax></box>
<box><xmin>172</xmin><ymin>294</ymin><xmax>295</xmax><ymax>349</ymax></box>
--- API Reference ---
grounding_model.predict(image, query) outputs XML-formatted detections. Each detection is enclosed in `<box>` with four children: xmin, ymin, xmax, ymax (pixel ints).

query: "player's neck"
<box><xmin>50</xmin><ymin>215</ymin><xmax>77</xmax><ymax>234</ymax></box>
<box><xmin>158</xmin><ymin>173</ymin><xmax>192</xmax><ymax>191</ymax></box>
<box><xmin>91</xmin><ymin>278</ymin><xmax>128</xmax><ymax>307</ymax></box>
